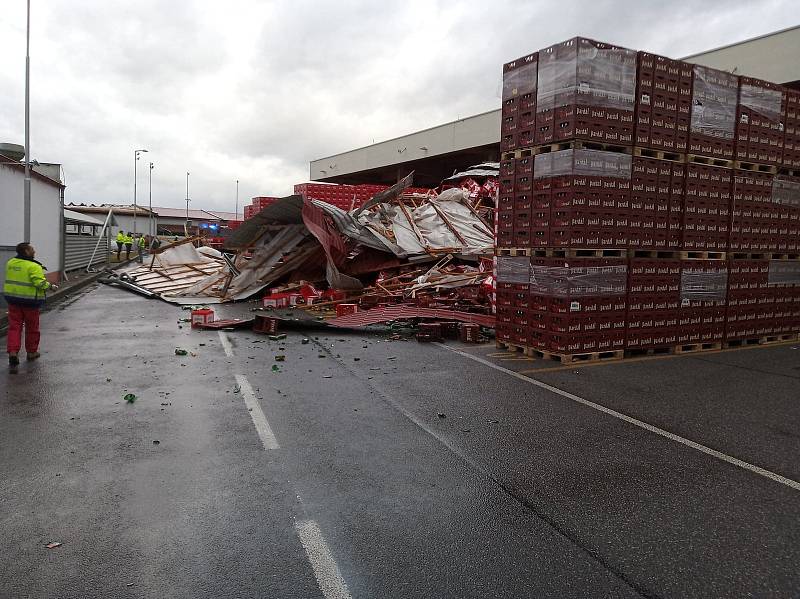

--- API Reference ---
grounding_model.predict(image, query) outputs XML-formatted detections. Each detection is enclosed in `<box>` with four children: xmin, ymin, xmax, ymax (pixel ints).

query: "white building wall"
<box><xmin>310</xmin><ymin>110</ymin><xmax>501</xmax><ymax>181</ymax></box>
<box><xmin>683</xmin><ymin>25</ymin><xmax>800</xmax><ymax>84</ymax></box>
<box><xmin>0</xmin><ymin>164</ymin><xmax>62</xmax><ymax>280</ymax></box>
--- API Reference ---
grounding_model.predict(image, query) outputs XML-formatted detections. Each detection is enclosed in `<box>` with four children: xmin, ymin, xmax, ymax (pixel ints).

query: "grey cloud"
<box><xmin>0</xmin><ymin>0</ymin><xmax>797</xmax><ymax>213</ymax></box>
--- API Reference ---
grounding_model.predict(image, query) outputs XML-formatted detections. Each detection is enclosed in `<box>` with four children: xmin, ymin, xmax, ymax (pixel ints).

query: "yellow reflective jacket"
<box><xmin>116</xmin><ymin>232</ymin><xmax>125</xmax><ymax>244</ymax></box>
<box><xmin>3</xmin><ymin>256</ymin><xmax>51</xmax><ymax>307</ymax></box>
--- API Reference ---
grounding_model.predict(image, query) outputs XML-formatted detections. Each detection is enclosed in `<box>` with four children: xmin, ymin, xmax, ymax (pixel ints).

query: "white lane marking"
<box><xmin>295</xmin><ymin>519</ymin><xmax>352</xmax><ymax>599</ymax></box>
<box><xmin>436</xmin><ymin>343</ymin><xmax>800</xmax><ymax>492</ymax></box>
<box><xmin>218</xmin><ymin>331</ymin><xmax>234</xmax><ymax>357</ymax></box>
<box><xmin>234</xmin><ymin>374</ymin><xmax>279</xmax><ymax>450</ymax></box>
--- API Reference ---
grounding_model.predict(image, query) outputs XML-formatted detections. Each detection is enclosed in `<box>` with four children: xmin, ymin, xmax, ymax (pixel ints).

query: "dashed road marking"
<box><xmin>234</xmin><ymin>374</ymin><xmax>279</xmax><ymax>450</ymax></box>
<box><xmin>295</xmin><ymin>519</ymin><xmax>352</xmax><ymax>599</ymax></box>
<box><xmin>218</xmin><ymin>331</ymin><xmax>234</xmax><ymax>357</ymax></box>
<box><xmin>437</xmin><ymin>343</ymin><xmax>800</xmax><ymax>492</ymax></box>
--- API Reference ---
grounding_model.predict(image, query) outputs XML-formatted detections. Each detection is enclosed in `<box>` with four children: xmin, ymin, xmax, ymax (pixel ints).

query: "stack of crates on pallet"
<box><xmin>687</xmin><ymin>66</ymin><xmax>739</xmax><ymax>159</ymax></box>
<box><xmin>535</xmin><ymin>38</ymin><xmax>636</xmax><ymax>146</ymax></box>
<box><xmin>726</xmin><ymin>258</ymin><xmax>800</xmax><ymax>342</ymax></box>
<box><xmin>501</xmin><ymin>53</ymin><xmax>538</xmax><ymax>151</ymax></box>
<box><xmin>630</xmin><ymin>156</ymin><xmax>684</xmax><ymax>249</ymax></box>
<box><xmin>735</xmin><ymin>77</ymin><xmax>785</xmax><ymax>165</ymax></box>
<box><xmin>731</xmin><ymin>173</ymin><xmax>800</xmax><ymax>252</ymax></box>
<box><xmin>683</xmin><ymin>163</ymin><xmax>732</xmax><ymax>250</ymax></box>
<box><xmin>496</xmin><ymin>36</ymin><xmax>800</xmax><ymax>362</ymax></box>
<box><xmin>529</xmin><ymin>255</ymin><xmax>628</xmax><ymax>354</ymax></box>
<box><xmin>635</xmin><ymin>53</ymin><xmax>692</xmax><ymax>152</ymax></box>
<box><xmin>784</xmin><ymin>90</ymin><xmax>800</xmax><ymax>168</ymax></box>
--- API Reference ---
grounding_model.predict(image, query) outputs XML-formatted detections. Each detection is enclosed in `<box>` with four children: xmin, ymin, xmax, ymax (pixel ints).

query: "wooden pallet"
<box><xmin>500</xmin><ymin>148</ymin><xmax>534</xmax><ymax>160</ymax></box>
<box><xmin>778</xmin><ymin>166</ymin><xmax>800</xmax><ymax>177</ymax></box>
<box><xmin>497</xmin><ymin>341</ymin><xmax>624</xmax><ymax>364</ymax></box>
<box><xmin>534</xmin><ymin>139</ymin><xmax>633</xmax><ymax>155</ymax></box>
<box><xmin>531</xmin><ymin>247</ymin><xmax>627</xmax><ymax>258</ymax></box>
<box><xmin>529</xmin><ymin>348</ymin><xmax>625</xmax><ymax>365</ymax></box>
<box><xmin>723</xmin><ymin>333</ymin><xmax>799</xmax><ymax>348</ymax></box>
<box><xmin>633</xmin><ymin>147</ymin><xmax>685</xmax><ymax>163</ymax></box>
<box><xmin>495</xmin><ymin>247</ymin><xmax>531</xmax><ymax>256</ymax></box>
<box><xmin>734</xmin><ymin>160</ymin><xmax>779</xmax><ymax>174</ymax></box>
<box><xmin>687</xmin><ymin>154</ymin><xmax>734</xmax><ymax>168</ymax></box>
<box><xmin>674</xmin><ymin>341</ymin><xmax>722</xmax><ymax>354</ymax></box>
<box><xmin>679</xmin><ymin>250</ymin><xmax>726</xmax><ymax>260</ymax></box>
<box><xmin>730</xmin><ymin>252</ymin><xmax>800</xmax><ymax>261</ymax></box>
<box><xmin>629</xmin><ymin>249</ymin><xmax>726</xmax><ymax>260</ymax></box>
<box><xmin>496</xmin><ymin>341</ymin><xmax>533</xmax><ymax>355</ymax></box>
<box><xmin>625</xmin><ymin>346</ymin><xmax>676</xmax><ymax>357</ymax></box>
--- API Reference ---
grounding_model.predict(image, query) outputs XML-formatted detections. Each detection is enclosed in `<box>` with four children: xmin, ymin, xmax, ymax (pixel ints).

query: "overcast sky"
<box><xmin>0</xmin><ymin>1</ymin><xmax>796</xmax><ymax>213</ymax></box>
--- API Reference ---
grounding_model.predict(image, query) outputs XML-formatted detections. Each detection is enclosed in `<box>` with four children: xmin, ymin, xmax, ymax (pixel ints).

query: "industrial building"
<box><xmin>0</xmin><ymin>145</ymin><xmax>65</xmax><ymax>294</ymax></box>
<box><xmin>309</xmin><ymin>26</ymin><xmax>800</xmax><ymax>187</ymax></box>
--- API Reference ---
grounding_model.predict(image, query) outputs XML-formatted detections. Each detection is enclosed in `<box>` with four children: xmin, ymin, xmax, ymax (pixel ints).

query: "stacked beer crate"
<box><xmin>496</xmin><ymin>37</ymin><xmax>800</xmax><ymax>363</ymax></box>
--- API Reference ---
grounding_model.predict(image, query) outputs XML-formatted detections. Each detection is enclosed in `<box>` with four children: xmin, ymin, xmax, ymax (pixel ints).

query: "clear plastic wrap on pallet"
<box><xmin>680</xmin><ymin>267</ymin><xmax>729</xmax><ymax>301</ymax></box>
<box><xmin>496</xmin><ymin>256</ymin><xmax>531</xmax><ymax>283</ymax></box>
<box><xmin>690</xmin><ymin>66</ymin><xmax>737</xmax><ymax>140</ymax></box>
<box><xmin>739</xmin><ymin>83</ymin><xmax>784</xmax><ymax>122</ymax></box>
<box><xmin>503</xmin><ymin>59</ymin><xmax>538</xmax><ymax>99</ymax></box>
<box><xmin>536</xmin><ymin>38</ymin><xmax>636</xmax><ymax>112</ymax></box>
<box><xmin>530</xmin><ymin>264</ymin><xmax>627</xmax><ymax>296</ymax></box>
<box><xmin>767</xmin><ymin>261</ymin><xmax>800</xmax><ymax>285</ymax></box>
<box><xmin>533</xmin><ymin>149</ymin><xmax>632</xmax><ymax>179</ymax></box>
<box><xmin>772</xmin><ymin>176</ymin><xmax>800</xmax><ymax>207</ymax></box>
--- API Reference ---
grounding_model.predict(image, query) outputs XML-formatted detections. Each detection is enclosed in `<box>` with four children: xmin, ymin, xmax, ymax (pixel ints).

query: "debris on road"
<box><xmin>174</xmin><ymin>348</ymin><xmax>188</xmax><ymax>356</ymax></box>
<box><xmin>123</xmin><ymin>393</ymin><xmax>137</xmax><ymax>404</ymax></box>
<box><xmin>45</xmin><ymin>542</ymin><xmax>62</xmax><ymax>549</ymax></box>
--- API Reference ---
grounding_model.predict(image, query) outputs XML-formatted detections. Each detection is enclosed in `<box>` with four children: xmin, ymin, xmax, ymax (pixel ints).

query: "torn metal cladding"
<box><xmin>105</xmin><ymin>170</ymin><xmax>496</xmax><ymax>313</ymax></box>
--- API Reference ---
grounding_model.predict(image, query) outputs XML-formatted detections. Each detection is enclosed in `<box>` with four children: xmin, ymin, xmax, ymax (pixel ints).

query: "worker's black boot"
<box><xmin>27</xmin><ymin>352</ymin><xmax>41</xmax><ymax>361</ymax></box>
<box><xmin>9</xmin><ymin>354</ymin><xmax>19</xmax><ymax>374</ymax></box>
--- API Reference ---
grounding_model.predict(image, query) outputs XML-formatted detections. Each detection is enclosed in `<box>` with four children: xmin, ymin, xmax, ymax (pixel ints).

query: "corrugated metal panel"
<box><xmin>65</xmin><ymin>234</ymin><xmax>107</xmax><ymax>271</ymax></box>
<box><xmin>225</xmin><ymin>195</ymin><xmax>305</xmax><ymax>248</ymax></box>
<box><xmin>326</xmin><ymin>305</ymin><xmax>495</xmax><ymax>328</ymax></box>
<box><xmin>64</xmin><ymin>209</ymin><xmax>105</xmax><ymax>225</ymax></box>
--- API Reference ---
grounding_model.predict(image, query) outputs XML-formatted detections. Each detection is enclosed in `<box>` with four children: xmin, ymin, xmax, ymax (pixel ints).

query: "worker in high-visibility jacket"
<box><xmin>123</xmin><ymin>231</ymin><xmax>133</xmax><ymax>261</ymax></box>
<box><xmin>3</xmin><ymin>242</ymin><xmax>58</xmax><ymax>372</ymax></box>
<box><xmin>137</xmin><ymin>234</ymin><xmax>146</xmax><ymax>263</ymax></box>
<box><xmin>115</xmin><ymin>231</ymin><xmax>126</xmax><ymax>261</ymax></box>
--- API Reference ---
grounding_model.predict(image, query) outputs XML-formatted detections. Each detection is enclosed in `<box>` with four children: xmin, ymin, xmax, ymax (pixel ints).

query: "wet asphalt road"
<box><xmin>1</xmin><ymin>283</ymin><xmax>799</xmax><ymax>598</ymax></box>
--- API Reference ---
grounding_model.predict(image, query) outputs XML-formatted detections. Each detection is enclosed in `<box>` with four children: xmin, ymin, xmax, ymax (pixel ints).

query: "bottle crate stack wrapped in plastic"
<box><xmin>496</xmin><ymin>37</ymin><xmax>800</xmax><ymax>359</ymax></box>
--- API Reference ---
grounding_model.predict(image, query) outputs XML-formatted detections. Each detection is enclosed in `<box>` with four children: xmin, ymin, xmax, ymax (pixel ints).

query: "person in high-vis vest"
<box><xmin>123</xmin><ymin>231</ymin><xmax>133</xmax><ymax>260</ymax></box>
<box><xmin>116</xmin><ymin>230</ymin><xmax>126</xmax><ymax>261</ymax></box>
<box><xmin>136</xmin><ymin>234</ymin><xmax>146</xmax><ymax>263</ymax></box>
<box><xmin>4</xmin><ymin>242</ymin><xmax>58</xmax><ymax>373</ymax></box>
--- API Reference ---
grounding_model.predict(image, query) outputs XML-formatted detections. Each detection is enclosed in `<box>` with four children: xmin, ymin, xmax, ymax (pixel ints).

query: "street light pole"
<box><xmin>235</xmin><ymin>179</ymin><xmax>239</xmax><ymax>219</ymax></box>
<box><xmin>185</xmin><ymin>171</ymin><xmax>190</xmax><ymax>237</ymax></box>
<box><xmin>148</xmin><ymin>162</ymin><xmax>154</xmax><ymax>236</ymax></box>
<box><xmin>23</xmin><ymin>0</ymin><xmax>31</xmax><ymax>242</ymax></box>
<box><xmin>133</xmin><ymin>148</ymin><xmax>148</xmax><ymax>237</ymax></box>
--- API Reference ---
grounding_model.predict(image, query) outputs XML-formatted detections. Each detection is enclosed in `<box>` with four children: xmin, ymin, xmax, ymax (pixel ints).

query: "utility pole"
<box><xmin>148</xmin><ymin>162</ymin><xmax>154</xmax><ymax>236</ymax></box>
<box><xmin>235</xmin><ymin>179</ymin><xmax>239</xmax><ymax>219</ymax></box>
<box><xmin>23</xmin><ymin>0</ymin><xmax>31</xmax><ymax>242</ymax></box>
<box><xmin>185</xmin><ymin>171</ymin><xmax>190</xmax><ymax>237</ymax></box>
<box><xmin>133</xmin><ymin>148</ymin><xmax>148</xmax><ymax>237</ymax></box>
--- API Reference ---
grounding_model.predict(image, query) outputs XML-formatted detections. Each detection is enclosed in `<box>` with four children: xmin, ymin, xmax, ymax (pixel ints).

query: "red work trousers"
<box><xmin>6</xmin><ymin>304</ymin><xmax>41</xmax><ymax>354</ymax></box>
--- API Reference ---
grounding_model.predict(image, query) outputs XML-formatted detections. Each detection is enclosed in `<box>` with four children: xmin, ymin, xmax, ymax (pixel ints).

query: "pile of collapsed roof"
<box><xmin>106</xmin><ymin>170</ymin><xmax>497</xmax><ymax>318</ymax></box>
